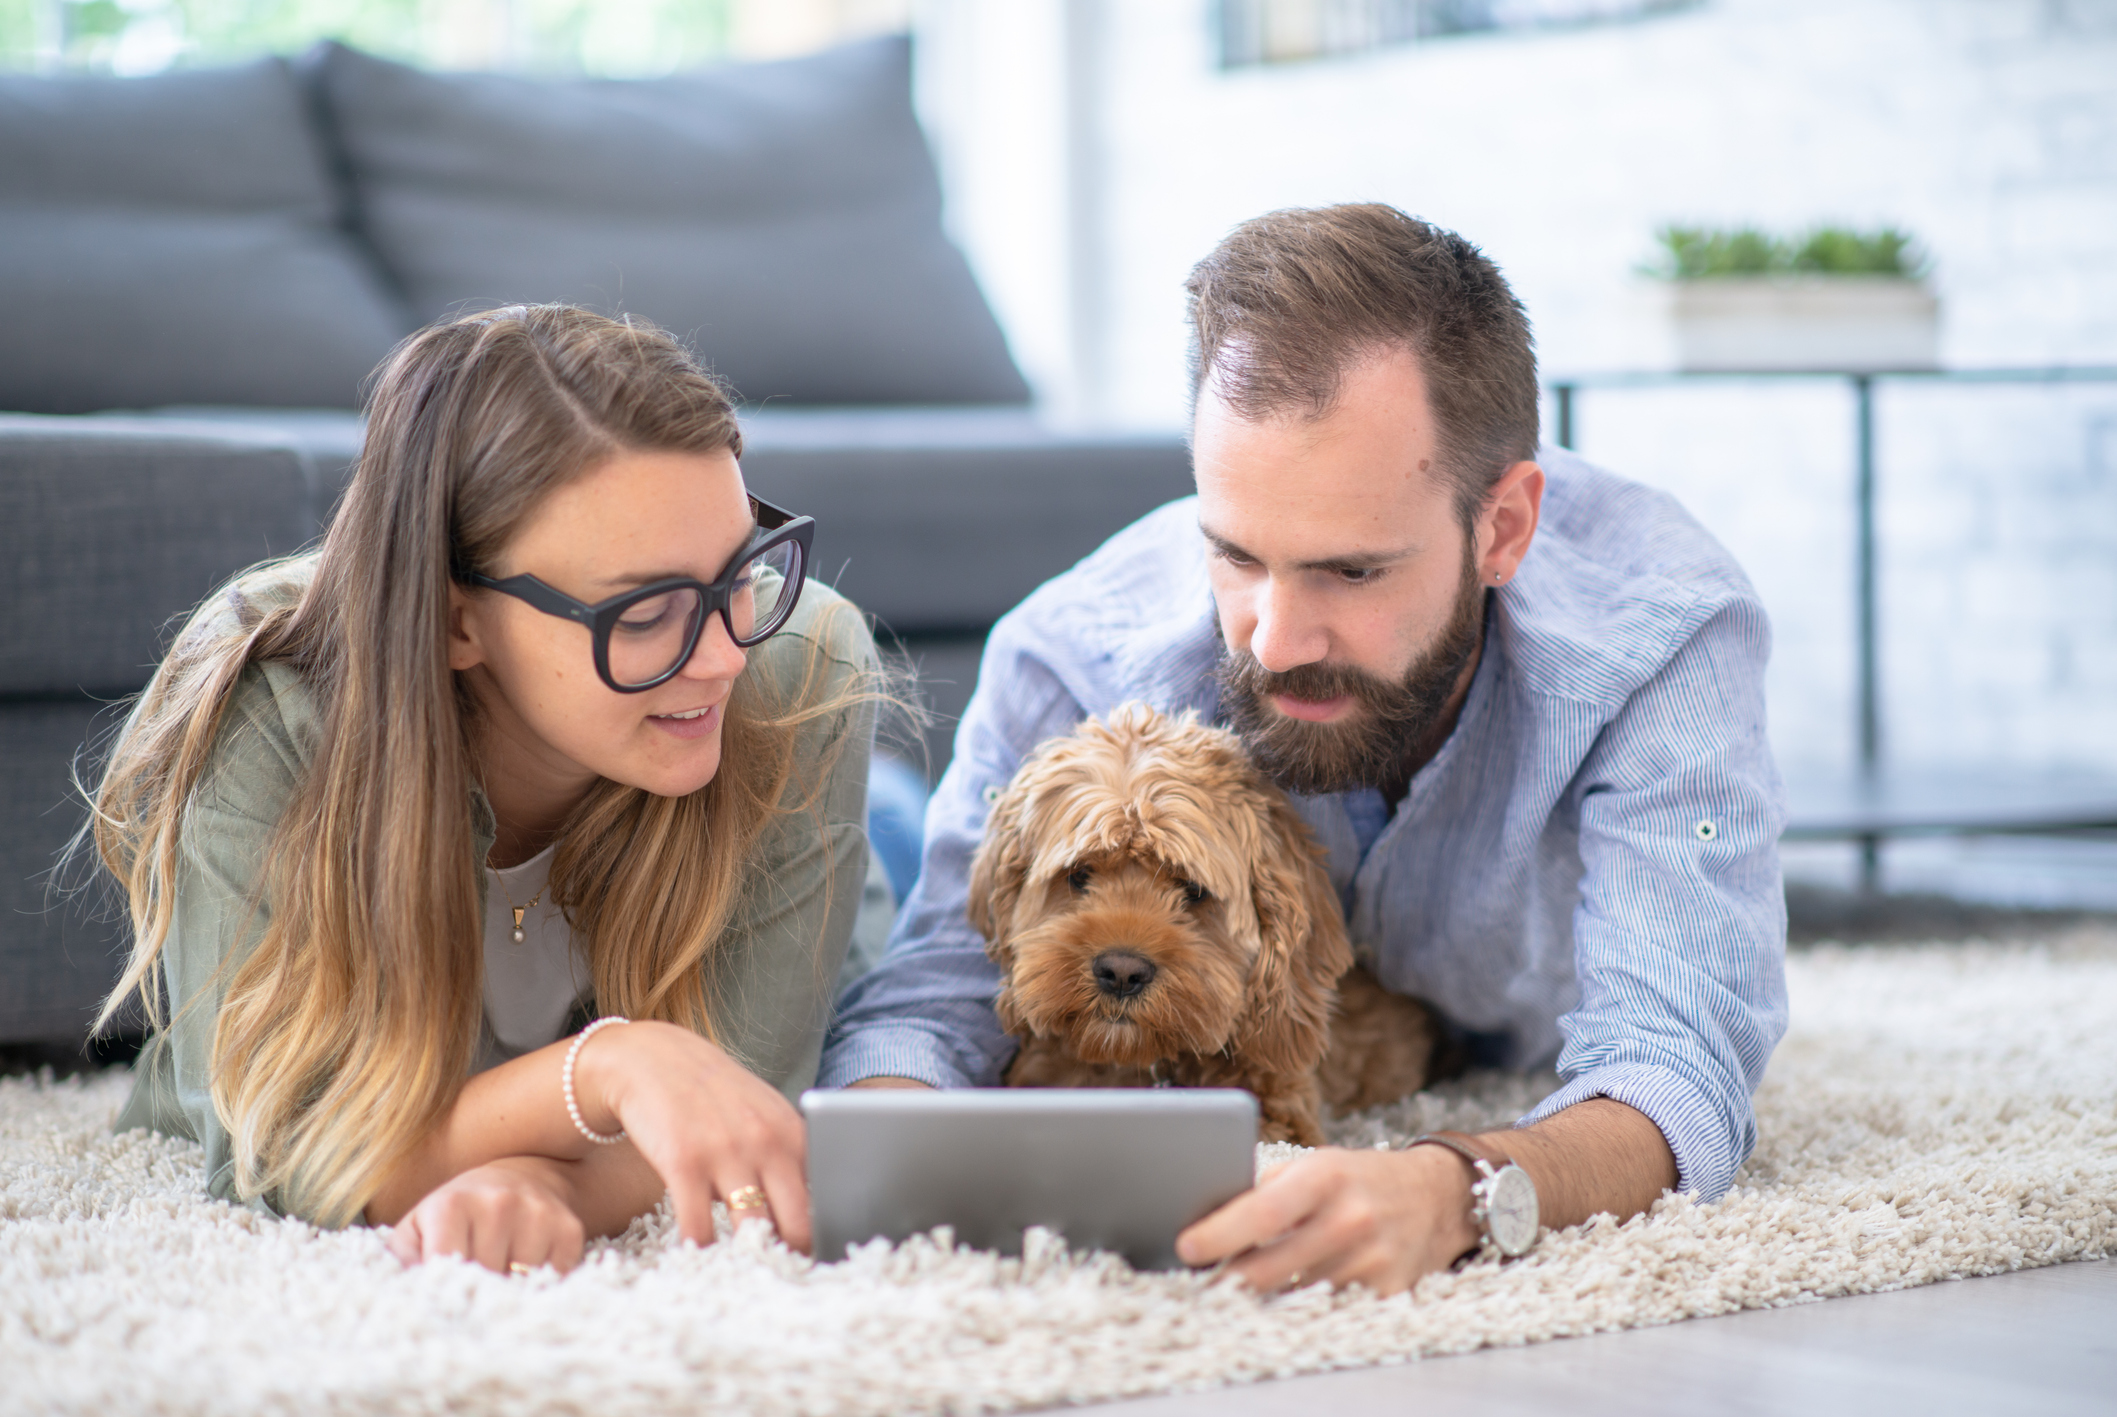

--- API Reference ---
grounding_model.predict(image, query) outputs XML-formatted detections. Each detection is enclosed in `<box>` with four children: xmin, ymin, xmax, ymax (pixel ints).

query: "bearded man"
<box><xmin>819</xmin><ymin>204</ymin><xmax>1788</xmax><ymax>1294</ymax></box>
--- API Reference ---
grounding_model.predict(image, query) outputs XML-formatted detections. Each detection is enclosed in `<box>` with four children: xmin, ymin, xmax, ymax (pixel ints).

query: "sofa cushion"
<box><xmin>0</xmin><ymin>699</ymin><xmax>130</xmax><ymax>1045</ymax></box>
<box><xmin>306</xmin><ymin>36</ymin><xmax>1028</xmax><ymax>406</ymax></box>
<box><xmin>736</xmin><ymin>407</ymin><xmax>1194</xmax><ymax>635</ymax></box>
<box><xmin>0</xmin><ymin>59</ymin><xmax>411</xmax><ymax>415</ymax></box>
<box><xmin>93</xmin><ymin>406</ymin><xmax>369</xmax><ymax>522</ymax></box>
<box><xmin>0</xmin><ymin>418</ymin><xmax>321</xmax><ymax>696</ymax></box>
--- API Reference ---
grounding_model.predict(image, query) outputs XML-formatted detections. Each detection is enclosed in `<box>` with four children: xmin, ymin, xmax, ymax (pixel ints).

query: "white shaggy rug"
<box><xmin>6</xmin><ymin>933</ymin><xmax>2116</xmax><ymax>1416</ymax></box>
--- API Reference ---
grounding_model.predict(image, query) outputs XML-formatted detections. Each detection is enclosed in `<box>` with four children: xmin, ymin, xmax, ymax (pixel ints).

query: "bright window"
<box><xmin>1216</xmin><ymin>0</ymin><xmax>1697</xmax><ymax>68</ymax></box>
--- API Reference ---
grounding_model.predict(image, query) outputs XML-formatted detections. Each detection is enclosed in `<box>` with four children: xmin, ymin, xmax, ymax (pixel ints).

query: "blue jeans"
<box><xmin>865</xmin><ymin>753</ymin><xmax>930</xmax><ymax>906</ymax></box>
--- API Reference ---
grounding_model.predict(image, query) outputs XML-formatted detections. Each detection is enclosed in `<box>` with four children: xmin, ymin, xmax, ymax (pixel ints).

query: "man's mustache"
<box><xmin>1218</xmin><ymin>655</ymin><xmax>1424</xmax><ymax>725</ymax></box>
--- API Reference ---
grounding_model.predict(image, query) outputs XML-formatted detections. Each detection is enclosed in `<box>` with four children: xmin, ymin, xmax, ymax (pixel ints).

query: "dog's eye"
<box><xmin>1178</xmin><ymin>879</ymin><xmax>1210</xmax><ymax>907</ymax></box>
<box><xmin>1067</xmin><ymin>866</ymin><xmax>1092</xmax><ymax>893</ymax></box>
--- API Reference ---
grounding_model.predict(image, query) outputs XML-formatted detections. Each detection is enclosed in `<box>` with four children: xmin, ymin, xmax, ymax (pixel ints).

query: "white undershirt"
<box><xmin>477</xmin><ymin>843</ymin><xmax>592</xmax><ymax>1073</ymax></box>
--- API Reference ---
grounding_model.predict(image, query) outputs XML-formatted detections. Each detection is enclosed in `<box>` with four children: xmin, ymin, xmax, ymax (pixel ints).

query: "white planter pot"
<box><xmin>1667</xmin><ymin>275</ymin><xmax>1939</xmax><ymax>373</ymax></box>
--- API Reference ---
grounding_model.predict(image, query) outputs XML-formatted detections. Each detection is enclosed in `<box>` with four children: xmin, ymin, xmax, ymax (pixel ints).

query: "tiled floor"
<box><xmin>1092</xmin><ymin>1257</ymin><xmax>2117</xmax><ymax>1416</ymax></box>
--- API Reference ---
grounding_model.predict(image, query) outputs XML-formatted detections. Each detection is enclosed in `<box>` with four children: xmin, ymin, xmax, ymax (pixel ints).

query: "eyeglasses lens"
<box><xmin>608</xmin><ymin>587</ymin><xmax>705</xmax><ymax>688</ymax></box>
<box><xmin>731</xmin><ymin>538</ymin><xmax>802</xmax><ymax>646</ymax></box>
<box><xmin>604</xmin><ymin>538</ymin><xmax>804</xmax><ymax>686</ymax></box>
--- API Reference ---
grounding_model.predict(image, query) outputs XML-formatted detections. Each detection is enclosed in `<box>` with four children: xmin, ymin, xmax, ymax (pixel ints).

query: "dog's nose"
<box><xmin>1092</xmin><ymin>951</ymin><xmax>1158</xmax><ymax>1000</ymax></box>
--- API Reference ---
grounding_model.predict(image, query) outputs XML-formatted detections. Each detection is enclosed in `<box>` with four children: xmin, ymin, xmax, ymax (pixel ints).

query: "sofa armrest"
<box><xmin>0</xmin><ymin>416</ymin><xmax>322</xmax><ymax>698</ymax></box>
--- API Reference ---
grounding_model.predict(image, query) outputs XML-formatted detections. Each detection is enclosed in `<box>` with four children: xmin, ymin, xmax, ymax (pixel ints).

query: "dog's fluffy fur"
<box><xmin>969</xmin><ymin>704</ymin><xmax>1450</xmax><ymax>1144</ymax></box>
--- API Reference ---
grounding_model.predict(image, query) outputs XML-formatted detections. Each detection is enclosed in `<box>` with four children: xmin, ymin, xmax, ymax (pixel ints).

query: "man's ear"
<box><xmin>1478</xmin><ymin>460</ymin><xmax>1545</xmax><ymax>585</ymax></box>
<box><xmin>447</xmin><ymin>581</ymin><xmax>487</xmax><ymax>672</ymax></box>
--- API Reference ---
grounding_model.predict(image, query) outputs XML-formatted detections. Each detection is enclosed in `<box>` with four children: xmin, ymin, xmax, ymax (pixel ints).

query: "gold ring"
<box><xmin>508</xmin><ymin>1262</ymin><xmax>535</xmax><ymax>1276</ymax></box>
<box><xmin>726</xmin><ymin>1185</ymin><xmax>770</xmax><ymax>1212</ymax></box>
<box><xmin>1287</xmin><ymin>1271</ymin><xmax>1303</xmax><ymax>1287</ymax></box>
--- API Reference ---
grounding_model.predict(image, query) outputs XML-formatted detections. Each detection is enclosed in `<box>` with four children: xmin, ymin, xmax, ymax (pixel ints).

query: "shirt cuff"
<box><xmin>1519</xmin><ymin>1060</ymin><xmax>1743</xmax><ymax>1203</ymax></box>
<box><xmin>815</xmin><ymin>1024</ymin><xmax>983</xmax><ymax>1091</ymax></box>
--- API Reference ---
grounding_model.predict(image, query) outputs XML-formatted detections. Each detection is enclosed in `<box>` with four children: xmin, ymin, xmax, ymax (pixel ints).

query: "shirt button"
<box><xmin>1693</xmin><ymin>819</ymin><xmax>1718</xmax><ymax>842</ymax></box>
<box><xmin>983</xmin><ymin>785</ymin><xmax>1003</xmax><ymax>806</ymax></box>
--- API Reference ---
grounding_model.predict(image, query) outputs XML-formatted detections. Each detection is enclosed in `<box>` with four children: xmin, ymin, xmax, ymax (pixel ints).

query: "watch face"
<box><xmin>1485</xmin><ymin>1165</ymin><xmax>1540</xmax><ymax>1257</ymax></box>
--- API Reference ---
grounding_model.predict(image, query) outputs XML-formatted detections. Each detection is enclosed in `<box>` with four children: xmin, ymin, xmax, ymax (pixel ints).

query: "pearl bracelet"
<box><xmin>562</xmin><ymin>1016</ymin><xmax>630</xmax><ymax>1145</ymax></box>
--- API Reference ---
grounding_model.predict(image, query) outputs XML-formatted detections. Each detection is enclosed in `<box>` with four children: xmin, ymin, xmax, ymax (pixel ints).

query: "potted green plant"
<box><xmin>1647</xmin><ymin>225</ymin><xmax>1938</xmax><ymax>372</ymax></box>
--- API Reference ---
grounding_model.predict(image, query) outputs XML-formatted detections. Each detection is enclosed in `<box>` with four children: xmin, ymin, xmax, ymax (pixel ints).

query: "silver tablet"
<box><xmin>802</xmin><ymin>1088</ymin><xmax>1258</xmax><ymax>1269</ymax></box>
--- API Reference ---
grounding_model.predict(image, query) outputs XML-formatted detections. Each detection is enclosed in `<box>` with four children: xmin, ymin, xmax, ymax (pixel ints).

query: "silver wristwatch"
<box><xmin>1405</xmin><ymin>1131</ymin><xmax>1541</xmax><ymax>1260</ymax></box>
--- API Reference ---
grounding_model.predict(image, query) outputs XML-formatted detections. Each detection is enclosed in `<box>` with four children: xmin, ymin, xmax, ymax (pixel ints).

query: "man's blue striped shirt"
<box><xmin>820</xmin><ymin>449</ymin><xmax>1789</xmax><ymax>1202</ymax></box>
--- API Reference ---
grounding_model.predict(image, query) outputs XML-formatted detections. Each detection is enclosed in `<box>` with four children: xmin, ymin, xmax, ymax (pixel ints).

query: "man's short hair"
<box><xmin>1184</xmin><ymin>204</ymin><xmax>1540</xmax><ymax>525</ymax></box>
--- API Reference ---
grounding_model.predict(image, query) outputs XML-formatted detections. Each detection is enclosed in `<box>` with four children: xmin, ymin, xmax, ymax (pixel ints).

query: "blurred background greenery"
<box><xmin>1649</xmin><ymin>223</ymin><xmax>1927</xmax><ymax>279</ymax></box>
<box><xmin>0</xmin><ymin>0</ymin><xmax>908</xmax><ymax>74</ymax></box>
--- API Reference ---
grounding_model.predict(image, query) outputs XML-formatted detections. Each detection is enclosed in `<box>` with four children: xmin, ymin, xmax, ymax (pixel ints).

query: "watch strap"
<box><xmin>1403</xmin><ymin>1130</ymin><xmax>1506</xmax><ymax>1178</ymax></box>
<box><xmin>1405</xmin><ymin>1131</ymin><xmax>1534</xmax><ymax>1261</ymax></box>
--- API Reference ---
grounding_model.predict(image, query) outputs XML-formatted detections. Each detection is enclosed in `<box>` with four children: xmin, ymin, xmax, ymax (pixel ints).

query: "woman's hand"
<box><xmin>570</xmin><ymin>1018</ymin><xmax>813</xmax><ymax>1253</ymax></box>
<box><xmin>386</xmin><ymin>1156</ymin><xmax>586</xmax><ymax>1274</ymax></box>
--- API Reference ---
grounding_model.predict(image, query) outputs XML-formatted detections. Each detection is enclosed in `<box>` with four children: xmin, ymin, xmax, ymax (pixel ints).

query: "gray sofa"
<box><xmin>0</xmin><ymin>37</ymin><xmax>1194</xmax><ymax>1054</ymax></box>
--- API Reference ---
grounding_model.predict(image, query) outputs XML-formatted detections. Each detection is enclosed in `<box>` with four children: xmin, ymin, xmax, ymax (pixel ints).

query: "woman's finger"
<box><xmin>757</xmin><ymin>1163</ymin><xmax>812</xmax><ymax>1255</ymax></box>
<box><xmin>664</xmin><ymin>1166</ymin><xmax>722</xmax><ymax>1247</ymax></box>
<box><xmin>549</xmin><ymin>1207</ymin><xmax>587</xmax><ymax>1272</ymax></box>
<box><xmin>385</xmin><ymin>1214</ymin><xmax>424</xmax><ymax>1267</ymax></box>
<box><xmin>467</xmin><ymin>1204</ymin><xmax>516</xmax><ymax>1275</ymax></box>
<box><xmin>718</xmin><ymin>1173</ymin><xmax>779</xmax><ymax>1235</ymax></box>
<box><xmin>486</xmin><ymin>1178</ymin><xmax>588</xmax><ymax>1276</ymax></box>
<box><xmin>507</xmin><ymin>1224</ymin><xmax>561</xmax><ymax>1277</ymax></box>
<box><xmin>421</xmin><ymin>1196</ymin><xmax>474</xmax><ymax>1266</ymax></box>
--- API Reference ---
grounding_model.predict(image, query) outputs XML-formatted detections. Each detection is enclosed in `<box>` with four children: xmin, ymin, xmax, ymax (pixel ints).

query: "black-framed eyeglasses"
<box><xmin>465</xmin><ymin>495</ymin><xmax>814</xmax><ymax>694</ymax></box>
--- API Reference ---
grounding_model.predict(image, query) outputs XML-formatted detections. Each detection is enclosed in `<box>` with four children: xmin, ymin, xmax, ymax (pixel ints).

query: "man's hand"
<box><xmin>386</xmin><ymin>1156</ymin><xmax>586</xmax><ymax>1274</ymax></box>
<box><xmin>1175</xmin><ymin>1098</ymin><xmax>1677</xmax><ymax>1296</ymax></box>
<box><xmin>1175</xmin><ymin>1144</ymin><xmax>1479</xmax><ymax>1295</ymax></box>
<box><xmin>847</xmin><ymin>1076</ymin><xmax>934</xmax><ymax>1089</ymax></box>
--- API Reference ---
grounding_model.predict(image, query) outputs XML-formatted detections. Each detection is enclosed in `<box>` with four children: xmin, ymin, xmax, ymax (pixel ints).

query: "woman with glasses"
<box><xmin>88</xmin><ymin>306</ymin><xmax>882</xmax><ymax>1275</ymax></box>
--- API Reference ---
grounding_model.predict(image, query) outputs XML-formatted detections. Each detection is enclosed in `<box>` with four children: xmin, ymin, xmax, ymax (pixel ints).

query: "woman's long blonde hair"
<box><xmin>90</xmin><ymin>306</ymin><xmax>865</xmax><ymax>1226</ymax></box>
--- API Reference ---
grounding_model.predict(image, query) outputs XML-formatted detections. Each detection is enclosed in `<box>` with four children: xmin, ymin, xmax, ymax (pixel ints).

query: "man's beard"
<box><xmin>1215</xmin><ymin>550</ymin><xmax>1486</xmax><ymax>797</ymax></box>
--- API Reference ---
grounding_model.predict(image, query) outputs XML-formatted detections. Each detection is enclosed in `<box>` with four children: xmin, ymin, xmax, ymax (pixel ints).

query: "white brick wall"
<box><xmin>1562</xmin><ymin>376</ymin><xmax>2117</xmax><ymax>777</ymax></box>
<box><xmin>1554</xmin><ymin>379</ymin><xmax>1867</xmax><ymax>774</ymax></box>
<box><xmin>919</xmin><ymin>0</ymin><xmax>2117</xmax><ymax>781</ymax></box>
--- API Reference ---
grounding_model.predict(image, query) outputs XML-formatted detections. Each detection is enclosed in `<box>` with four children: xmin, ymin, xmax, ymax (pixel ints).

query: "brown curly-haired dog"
<box><xmin>968</xmin><ymin>703</ymin><xmax>1451</xmax><ymax>1145</ymax></box>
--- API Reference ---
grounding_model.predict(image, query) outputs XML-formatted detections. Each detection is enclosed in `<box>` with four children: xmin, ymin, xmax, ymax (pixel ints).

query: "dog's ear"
<box><xmin>1233</xmin><ymin>793</ymin><xmax>1353</xmax><ymax>1076</ymax></box>
<box><xmin>966</xmin><ymin>770</ymin><xmax>1034</xmax><ymax>967</ymax></box>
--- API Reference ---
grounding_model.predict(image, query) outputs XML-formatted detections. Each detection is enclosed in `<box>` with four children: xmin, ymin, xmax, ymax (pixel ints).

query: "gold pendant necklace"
<box><xmin>490</xmin><ymin>867</ymin><xmax>546</xmax><ymax>945</ymax></box>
